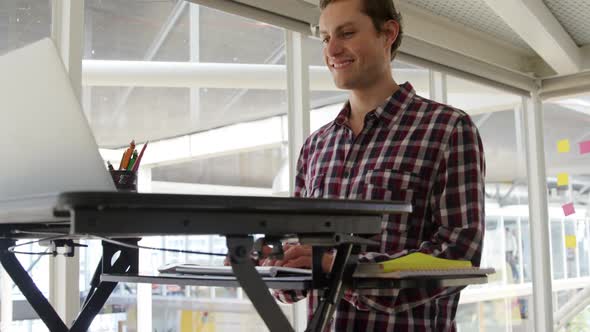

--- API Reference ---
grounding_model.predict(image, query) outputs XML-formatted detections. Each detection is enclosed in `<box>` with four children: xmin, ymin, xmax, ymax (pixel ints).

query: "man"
<box><xmin>266</xmin><ymin>0</ymin><xmax>486</xmax><ymax>330</ymax></box>
<box><xmin>505</xmin><ymin>227</ymin><xmax>519</xmax><ymax>281</ymax></box>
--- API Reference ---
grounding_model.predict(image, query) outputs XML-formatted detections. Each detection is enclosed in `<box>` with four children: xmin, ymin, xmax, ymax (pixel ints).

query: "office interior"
<box><xmin>2</xmin><ymin>0</ymin><xmax>590</xmax><ymax>331</ymax></box>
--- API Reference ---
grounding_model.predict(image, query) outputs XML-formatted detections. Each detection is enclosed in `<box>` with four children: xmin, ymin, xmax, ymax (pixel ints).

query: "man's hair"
<box><xmin>320</xmin><ymin>0</ymin><xmax>403</xmax><ymax>61</ymax></box>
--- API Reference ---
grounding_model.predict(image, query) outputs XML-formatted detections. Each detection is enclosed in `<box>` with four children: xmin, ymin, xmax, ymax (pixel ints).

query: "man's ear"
<box><xmin>381</xmin><ymin>19</ymin><xmax>399</xmax><ymax>51</ymax></box>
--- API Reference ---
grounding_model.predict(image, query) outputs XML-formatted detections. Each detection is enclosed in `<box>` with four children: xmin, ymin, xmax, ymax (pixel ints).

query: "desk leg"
<box><xmin>70</xmin><ymin>239</ymin><xmax>139</xmax><ymax>332</ymax></box>
<box><xmin>0</xmin><ymin>239</ymin><xmax>69</xmax><ymax>332</ymax></box>
<box><xmin>306</xmin><ymin>243</ymin><xmax>357</xmax><ymax>332</ymax></box>
<box><xmin>227</xmin><ymin>236</ymin><xmax>294</xmax><ymax>332</ymax></box>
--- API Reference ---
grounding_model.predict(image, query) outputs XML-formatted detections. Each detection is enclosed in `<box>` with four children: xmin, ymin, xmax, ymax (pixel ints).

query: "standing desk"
<box><xmin>0</xmin><ymin>192</ymin><xmax>487</xmax><ymax>331</ymax></box>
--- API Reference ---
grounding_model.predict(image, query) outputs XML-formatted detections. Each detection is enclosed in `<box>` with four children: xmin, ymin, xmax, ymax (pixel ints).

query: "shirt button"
<box><xmin>343</xmin><ymin>171</ymin><xmax>350</xmax><ymax>178</ymax></box>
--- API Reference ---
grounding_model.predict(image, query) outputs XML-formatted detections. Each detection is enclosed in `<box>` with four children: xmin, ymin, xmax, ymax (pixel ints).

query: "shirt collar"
<box><xmin>333</xmin><ymin>82</ymin><xmax>416</xmax><ymax>128</ymax></box>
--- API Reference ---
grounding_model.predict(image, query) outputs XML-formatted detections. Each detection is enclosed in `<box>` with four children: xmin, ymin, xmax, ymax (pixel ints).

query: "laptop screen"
<box><xmin>0</xmin><ymin>38</ymin><xmax>115</xmax><ymax>202</ymax></box>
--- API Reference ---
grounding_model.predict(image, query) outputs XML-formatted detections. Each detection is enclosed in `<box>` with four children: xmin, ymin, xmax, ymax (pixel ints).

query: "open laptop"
<box><xmin>0</xmin><ymin>38</ymin><xmax>116</xmax><ymax>224</ymax></box>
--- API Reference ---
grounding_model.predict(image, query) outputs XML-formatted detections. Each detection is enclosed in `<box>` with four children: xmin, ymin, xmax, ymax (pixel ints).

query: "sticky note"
<box><xmin>579</xmin><ymin>140</ymin><xmax>590</xmax><ymax>155</ymax></box>
<box><xmin>557</xmin><ymin>139</ymin><xmax>570</xmax><ymax>153</ymax></box>
<box><xmin>563</xmin><ymin>202</ymin><xmax>575</xmax><ymax>216</ymax></box>
<box><xmin>565</xmin><ymin>235</ymin><xmax>577</xmax><ymax>249</ymax></box>
<box><xmin>557</xmin><ymin>173</ymin><xmax>569</xmax><ymax>187</ymax></box>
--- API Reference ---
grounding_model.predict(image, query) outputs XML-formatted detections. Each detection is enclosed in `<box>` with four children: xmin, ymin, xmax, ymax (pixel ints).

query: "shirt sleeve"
<box><xmin>350</xmin><ymin>115</ymin><xmax>486</xmax><ymax>313</ymax></box>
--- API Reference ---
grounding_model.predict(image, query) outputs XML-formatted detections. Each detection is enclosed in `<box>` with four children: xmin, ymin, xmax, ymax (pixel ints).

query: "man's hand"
<box><xmin>262</xmin><ymin>244</ymin><xmax>334</xmax><ymax>273</ymax></box>
<box><xmin>224</xmin><ymin>245</ymin><xmax>273</xmax><ymax>266</ymax></box>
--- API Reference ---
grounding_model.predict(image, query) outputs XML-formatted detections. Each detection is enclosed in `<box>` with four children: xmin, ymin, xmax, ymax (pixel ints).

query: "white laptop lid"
<box><xmin>0</xmin><ymin>38</ymin><xmax>115</xmax><ymax>223</ymax></box>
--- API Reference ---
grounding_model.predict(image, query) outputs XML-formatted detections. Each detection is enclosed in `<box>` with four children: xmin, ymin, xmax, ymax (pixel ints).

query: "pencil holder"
<box><xmin>109</xmin><ymin>170</ymin><xmax>137</xmax><ymax>192</ymax></box>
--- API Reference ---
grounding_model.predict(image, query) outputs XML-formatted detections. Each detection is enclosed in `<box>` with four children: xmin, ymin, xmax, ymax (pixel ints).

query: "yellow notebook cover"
<box><xmin>378</xmin><ymin>252</ymin><xmax>472</xmax><ymax>273</ymax></box>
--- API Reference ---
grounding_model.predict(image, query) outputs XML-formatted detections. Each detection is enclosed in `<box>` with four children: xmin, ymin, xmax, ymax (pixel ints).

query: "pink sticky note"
<box><xmin>563</xmin><ymin>202</ymin><xmax>575</xmax><ymax>216</ymax></box>
<box><xmin>579</xmin><ymin>140</ymin><xmax>590</xmax><ymax>155</ymax></box>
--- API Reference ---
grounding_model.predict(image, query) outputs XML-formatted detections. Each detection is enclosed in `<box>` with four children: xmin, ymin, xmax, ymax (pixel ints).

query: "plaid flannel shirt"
<box><xmin>275</xmin><ymin>82</ymin><xmax>486</xmax><ymax>331</ymax></box>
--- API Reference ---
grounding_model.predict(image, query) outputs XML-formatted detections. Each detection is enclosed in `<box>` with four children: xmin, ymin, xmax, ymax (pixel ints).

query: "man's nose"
<box><xmin>325</xmin><ymin>38</ymin><xmax>343</xmax><ymax>58</ymax></box>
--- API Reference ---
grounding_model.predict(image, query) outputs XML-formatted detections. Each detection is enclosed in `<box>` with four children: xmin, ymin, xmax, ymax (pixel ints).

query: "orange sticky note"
<box><xmin>565</xmin><ymin>235</ymin><xmax>577</xmax><ymax>249</ymax></box>
<box><xmin>557</xmin><ymin>139</ymin><xmax>570</xmax><ymax>153</ymax></box>
<box><xmin>557</xmin><ymin>173</ymin><xmax>569</xmax><ymax>187</ymax></box>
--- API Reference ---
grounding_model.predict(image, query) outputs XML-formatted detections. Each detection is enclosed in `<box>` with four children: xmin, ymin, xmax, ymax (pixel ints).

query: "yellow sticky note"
<box><xmin>565</xmin><ymin>235</ymin><xmax>577</xmax><ymax>249</ymax></box>
<box><xmin>181</xmin><ymin>310</ymin><xmax>215</xmax><ymax>332</ymax></box>
<box><xmin>557</xmin><ymin>139</ymin><xmax>571</xmax><ymax>153</ymax></box>
<box><xmin>557</xmin><ymin>173</ymin><xmax>569</xmax><ymax>187</ymax></box>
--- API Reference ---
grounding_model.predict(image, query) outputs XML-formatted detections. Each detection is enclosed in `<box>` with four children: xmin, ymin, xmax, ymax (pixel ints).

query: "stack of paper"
<box><xmin>353</xmin><ymin>252</ymin><xmax>495</xmax><ymax>278</ymax></box>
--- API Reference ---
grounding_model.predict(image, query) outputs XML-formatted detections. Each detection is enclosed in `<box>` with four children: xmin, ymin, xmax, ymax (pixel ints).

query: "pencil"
<box><xmin>132</xmin><ymin>141</ymin><xmax>149</xmax><ymax>172</ymax></box>
<box><xmin>119</xmin><ymin>140</ymin><xmax>135</xmax><ymax>170</ymax></box>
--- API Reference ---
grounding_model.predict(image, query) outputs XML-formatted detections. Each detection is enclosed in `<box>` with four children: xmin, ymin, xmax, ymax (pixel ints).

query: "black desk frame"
<box><xmin>0</xmin><ymin>234</ymin><xmax>487</xmax><ymax>332</ymax></box>
<box><xmin>0</xmin><ymin>192</ymin><xmax>488</xmax><ymax>332</ymax></box>
<box><xmin>0</xmin><ymin>237</ymin><xmax>139</xmax><ymax>332</ymax></box>
<box><xmin>0</xmin><ymin>233</ymin><xmax>366</xmax><ymax>332</ymax></box>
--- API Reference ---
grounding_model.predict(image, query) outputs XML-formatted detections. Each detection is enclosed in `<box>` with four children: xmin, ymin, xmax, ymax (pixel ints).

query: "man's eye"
<box><xmin>342</xmin><ymin>31</ymin><xmax>355</xmax><ymax>37</ymax></box>
<box><xmin>322</xmin><ymin>37</ymin><xmax>330</xmax><ymax>44</ymax></box>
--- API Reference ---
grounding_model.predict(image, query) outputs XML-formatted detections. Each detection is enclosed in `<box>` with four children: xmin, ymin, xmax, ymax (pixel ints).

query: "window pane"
<box><xmin>447</xmin><ymin>74</ymin><xmax>530</xmax><ymax>329</ymax></box>
<box><xmin>551</xmin><ymin>219</ymin><xmax>565</xmax><ymax>279</ymax></box>
<box><xmin>0</xmin><ymin>1</ymin><xmax>52</xmax><ymax>330</ymax></box>
<box><xmin>0</xmin><ymin>0</ymin><xmax>51</xmax><ymax>55</ymax></box>
<box><xmin>543</xmin><ymin>93</ymin><xmax>590</xmax><ymax>321</ymax></box>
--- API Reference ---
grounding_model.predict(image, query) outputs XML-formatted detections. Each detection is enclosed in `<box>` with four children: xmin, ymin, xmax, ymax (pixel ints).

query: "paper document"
<box><xmin>353</xmin><ymin>267</ymin><xmax>496</xmax><ymax>279</ymax></box>
<box><xmin>158</xmin><ymin>263</ymin><xmax>311</xmax><ymax>277</ymax></box>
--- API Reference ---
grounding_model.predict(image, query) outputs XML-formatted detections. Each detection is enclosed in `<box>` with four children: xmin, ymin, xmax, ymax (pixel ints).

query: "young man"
<box><xmin>268</xmin><ymin>0</ymin><xmax>486</xmax><ymax>330</ymax></box>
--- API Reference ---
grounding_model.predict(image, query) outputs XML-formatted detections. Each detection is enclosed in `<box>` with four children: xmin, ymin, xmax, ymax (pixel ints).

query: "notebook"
<box><xmin>353</xmin><ymin>252</ymin><xmax>495</xmax><ymax>279</ymax></box>
<box><xmin>0</xmin><ymin>38</ymin><xmax>115</xmax><ymax>224</ymax></box>
<box><xmin>158</xmin><ymin>263</ymin><xmax>312</xmax><ymax>278</ymax></box>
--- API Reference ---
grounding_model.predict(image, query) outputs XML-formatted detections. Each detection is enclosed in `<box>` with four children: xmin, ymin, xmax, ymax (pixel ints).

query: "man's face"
<box><xmin>319</xmin><ymin>0</ymin><xmax>392</xmax><ymax>90</ymax></box>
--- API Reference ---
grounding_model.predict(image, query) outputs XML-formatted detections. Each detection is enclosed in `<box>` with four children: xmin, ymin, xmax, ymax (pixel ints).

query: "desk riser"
<box><xmin>69</xmin><ymin>209</ymin><xmax>382</xmax><ymax>237</ymax></box>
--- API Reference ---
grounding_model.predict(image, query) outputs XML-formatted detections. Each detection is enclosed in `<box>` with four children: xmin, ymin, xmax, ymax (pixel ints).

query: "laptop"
<box><xmin>0</xmin><ymin>38</ymin><xmax>116</xmax><ymax>224</ymax></box>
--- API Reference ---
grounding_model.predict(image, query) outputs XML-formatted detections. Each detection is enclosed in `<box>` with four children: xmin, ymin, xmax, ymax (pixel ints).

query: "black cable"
<box><xmin>9</xmin><ymin>251</ymin><xmax>54</xmax><ymax>255</ymax></box>
<box><xmin>92</xmin><ymin>235</ymin><xmax>227</xmax><ymax>257</ymax></box>
<box><xmin>8</xmin><ymin>235</ymin><xmax>69</xmax><ymax>249</ymax></box>
<box><xmin>11</xmin><ymin>230</ymin><xmax>227</xmax><ymax>257</ymax></box>
<box><xmin>7</xmin><ymin>235</ymin><xmax>70</xmax><ymax>255</ymax></box>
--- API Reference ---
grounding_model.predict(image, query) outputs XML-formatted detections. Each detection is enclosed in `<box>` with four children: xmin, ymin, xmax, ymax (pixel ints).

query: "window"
<box><xmin>0</xmin><ymin>0</ymin><xmax>51</xmax><ymax>55</ymax></box>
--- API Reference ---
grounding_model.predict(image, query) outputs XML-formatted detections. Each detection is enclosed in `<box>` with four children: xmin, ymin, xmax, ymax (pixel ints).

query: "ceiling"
<box><xmin>405</xmin><ymin>0</ymin><xmax>532</xmax><ymax>50</ymax></box>
<box><xmin>296</xmin><ymin>0</ymin><xmax>590</xmax><ymax>80</ymax></box>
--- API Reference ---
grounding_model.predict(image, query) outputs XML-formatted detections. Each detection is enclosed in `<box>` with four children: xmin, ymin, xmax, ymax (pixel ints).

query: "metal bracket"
<box><xmin>254</xmin><ymin>236</ymin><xmax>285</xmax><ymax>260</ymax></box>
<box><xmin>227</xmin><ymin>236</ymin><xmax>294</xmax><ymax>332</ymax></box>
<box><xmin>306</xmin><ymin>243</ymin><xmax>360</xmax><ymax>332</ymax></box>
<box><xmin>70</xmin><ymin>238</ymin><xmax>140</xmax><ymax>332</ymax></box>
<box><xmin>299</xmin><ymin>233</ymin><xmax>379</xmax><ymax>246</ymax></box>
<box><xmin>0</xmin><ymin>239</ymin><xmax>69</xmax><ymax>332</ymax></box>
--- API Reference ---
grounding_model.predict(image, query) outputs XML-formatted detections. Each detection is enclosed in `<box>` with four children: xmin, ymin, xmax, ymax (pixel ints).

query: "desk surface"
<box><xmin>49</xmin><ymin>192</ymin><xmax>412</xmax><ymax>237</ymax></box>
<box><xmin>55</xmin><ymin>191</ymin><xmax>412</xmax><ymax>215</ymax></box>
<box><xmin>0</xmin><ymin>192</ymin><xmax>412</xmax><ymax>237</ymax></box>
